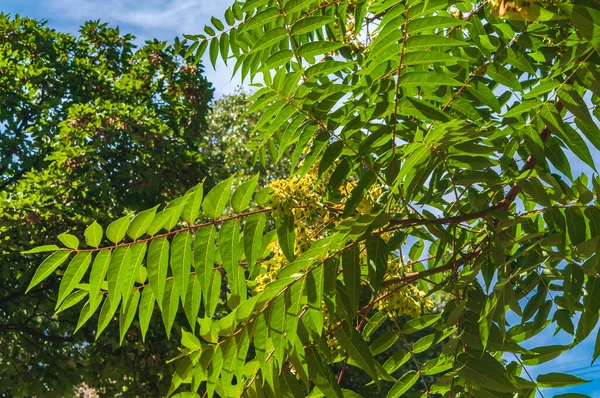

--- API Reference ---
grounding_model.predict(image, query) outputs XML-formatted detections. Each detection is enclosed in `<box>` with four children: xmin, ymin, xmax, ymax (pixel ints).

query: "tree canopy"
<box><xmin>1</xmin><ymin>14</ymin><xmax>215</xmax><ymax>396</ymax></box>
<box><xmin>20</xmin><ymin>0</ymin><xmax>600</xmax><ymax>397</ymax></box>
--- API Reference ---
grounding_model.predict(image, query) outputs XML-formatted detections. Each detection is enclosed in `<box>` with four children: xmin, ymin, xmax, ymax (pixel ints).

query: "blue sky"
<box><xmin>3</xmin><ymin>1</ymin><xmax>600</xmax><ymax>396</ymax></box>
<box><xmin>3</xmin><ymin>0</ymin><xmax>237</xmax><ymax>96</ymax></box>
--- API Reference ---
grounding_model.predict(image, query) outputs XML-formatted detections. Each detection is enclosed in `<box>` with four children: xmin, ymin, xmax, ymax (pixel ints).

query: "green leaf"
<box><xmin>343</xmin><ymin>170</ymin><xmax>377</xmax><ymax>216</ymax></box>
<box><xmin>370</xmin><ymin>330</ymin><xmax>398</xmax><ymax>356</ymax></box>
<box><xmin>184</xmin><ymin>274</ymin><xmax>202</xmax><ymax>333</ymax></box>
<box><xmin>405</xmin><ymin>35</ymin><xmax>468</xmax><ymax>50</ymax></box>
<box><xmin>209</xmin><ymin>37</ymin><xmax>218</xmax><ymax>68</ymax></box>
<box><xmin>231</xmin><ymin>174</ymin><xmax>258</xmax><ymax>213</ymax></box>
<box><xmin>285</xmin><ymin>280</ymin><xmax>305</xmax><ymax>357</ymax></box>
<box><xmin>27</xmin><ymin>250</ymin><xmax>71</xmax><ymax>293</ymax></box>
<box><xmin>89</xmin><ymin>250</ymin><xmax>111</xmax><ymax>305</ymax></box>
<box><xmin>546</xmin><ymin>137</ymin><xmax>573</xmax><ymax>179</ymax></box>
<box><xmin>306</xmin><ymin>347</ymin><xmax>343</xmax><ymax>398</ymax></box>
<box><xmin>305</xmin><ymin>265</ymin><xmax>325</xmax><ymax>336</ymax></box>
<box><xmin>305</xmin><ymin>60</ymin><xmax>352</xmax><ymax>79</ymax></box>
<box><xmin>75</xmin><ymin>295</ymin><xmax>103</xmax><ymax>333</ymax></box>
<box><xmin>291</xmin><ymin>16</ymin><xmax>334</xmax><ymax>36</ymax></box>
<box><xmin>206</xmin><ymin>269</ymin><xmax>222</xmax><ymax>318</ymax></box>
<box><xmin>383</xmin><ymin>350</ymin><xmax>411</xmax><ymax>375</ymax></box>
<box><xmin>162</xmin><ymin>279</ymin><xmax>180</xmax><ymax>339</ymax></box>
<box><xmin>204</xmin><ymin>25</ymin><xmax>215</xmax><ymax>36</ymax></box>
<box><xmin>269</xmin><ymin>293</ymin><xmax>287</xmax><ymax>366</ymax></box>
<box><xmin>593</xmin><ymin>327</ymin><xmax>600</xmax><ymax>364</ymax></box>
<box><xmin>251</xmin><ymin>27</ymin><xmax>288</xmax><ymax>53</ymax></box>
<box><xmin>399</xmin><ymin>72</ymin><xmax>462</xmax><ymax>87</ymax></box>
<box><xmin>106</xmin><ymin>214</ymin><xmax>131</xmax><ymax>244</ymax></box>
<box><xmin>165</xmin><ymin>194</ymin><xmax>194</xmax><ymax>227</ymax></box>
<box><xmin>22</xmin><ymin>245</ymin><xmax>61</xmax><ymax>254</ymax></box>
<box><xmin>84</xmin><ymin>221</ymin><xmax>103</xmax><ymax>247</ymax></box>
<box><xmin>255</xmin><ymin>186</ymin><xmax>274</xmax><ymax>206</ymax></box>
<box><xmin>411</xmin><ymin>333</ymin><xmax>437</xmax><ymax>354</ymax></box>
<box><xmin>576</xmin><ymin>119</ymin><xmax>600</xmax><ymax>151</ymax></box>
<box><xmin>335</xmin><ymin>323</ymin><xmax>379</xmax><ymax>384</ymax></box>
<box><xmin>55</xmin><ymin>290</ymin><xmax>88</xmax><ymax>315</ymax></box>
<box><xmin>139</xmin><ymin>286</ymin><xmax>155</xmax><ymax>342</ymax></box>
<box><xmin>566</xmin><ymin>207</ymin><xmax>587</xmax><ymax>246</ymax></box>
<box><xmin>297</xmin><ymin>41</ymin><xmax>345</xmax><ymax>58</ymax></box>
<box><xmin>479</xmin><ymin>294</ymin><xmax>498</xmax><ymax>350</ymax></box>
<box><xmin>536</xmin><ymin>372</ymin><xmax>591</xmax><ymax>388</ymax></box>
<box><xmin>276</xmin><ymin>213</ymin><xmax>296</xmax><ymax>262</ymax></box>
<box><xmin>182</xmin><ymin>329</ymin><xmax>202</xmax><ymax>351</ymax></box>
<box><xmin>243</xmin><ymin>7</ymin><xmax>279</xmax><ymax>32</ymax></box>
<box><xmin>171</xmin><ymin>231</ymin><xmax>193</xmax><ymax>303</ymax></box>
<box><xmin>119</xmin><ymin>288</ymin><xmax>140</xmax><ymax>345</ymax></box>
<box><xmin>168</xmin><ymin>353</ymin><xmax>199</xmax><ymax>397</ymax></box>
<box><xmin>202</xmin><ymin>176</ymin><xmax>233</xmax><ymax>219</ymax></box>
<box><xmin>502</xmin><ymin>99</ymin><xmax>543</xmax><ymax>118</ymax></box>
<box><xmin>127</xmin><ymin>205</ymin><xmax>159</xmax><ymax>240</ymax></box>
<box><xmin>522</xmin><ymin>345</ymin><xmax>570</xmax><ymax>366</ymax></box>
<box><xmin>127</xmin><ymin>243</ymin><xmax>147</xmax><ymax>299</ymax></box>
<box><xmin>558</xmin><ymin>122</ymin><xmax>597</xmax><ymax>171</ymax></box>
<box><xmin>421</xmin><ymin>355</ymin><xmax>453</xmax><ymax>376</ymax></box>
<box><xmin>408</xmin><ymin>15</ymin><xmax>469</xmax><ymax>34</ymax></box>
<box><xmin>211</xmin><ymin>16</ymin><xmax>224</xmax><ymax>31</ymax></box>
<box><xmin>402</xmin><ymin>51</ymin><xmax>461</xmax><ymax>66</ymax></box>
<box><xmin>467</xmin><ymin>80</ymin><xmax>501</xmax><ymax>113</ymax></box>
<box><xmin>244</xmin><ymin>213</ymin><xmax>266</xmax><ymax>278</ymax></box>
<box><xmin>386</xmin><ymin>371</ymin><xmax>419</xmax><ymax>398</ymax></box>
<box><xmin>571</xmin><ymin>5</ymin><xmax>600</xmax><ymax>50</ymax></box>
<box><xmin>457</xmin><ymin>353</ymin><xmax>519</xmax><ymax>393</ymax></box>
<box><xmin>263</xmin><ymin>49</ymin><xmax>293</xmax><ymax>70</ymax></box>
<box><xmin>194</xmin><ymin>226</ymin><xmax>216</xmax><ymax>305</ymax></box>
<box><xmin>57</xmin><ymin>252</ymin><xmax>92</xmax><ymax>307</ymax></box>
<box><xmin>486</xmin><ymin>64</ymin><xmax>522</xmax><ymax>92</ymax></box>
<box><xmin>366</xmin><ymin>236</ymin><xmax>388</xmax><ymax>293</ymax></box>
<box><xmin>523</xmin><ymin>81</ymin><xmax>561</xmax><ymax>99</ymax></box>
<box><xmin>96</xmin><ymin>295</ymin><xmax>119</xmax><ymax>339</ymax></box>
<box><xmin>146</xmin><ymin>207</ymin><xmax>179</xmax><ymax>235</ymax></box>
<box><xmin>58</xmin><ymin>233</ymin><xmax>79</xmax><ymax>249</ymax></box>
<box><xmin>342</xmin><ymin>244</ymin><xmax>361</xmax><ymax>312</ymax></box>
<box><xmin>401</xmin><ymin>314</ymin><xmax>440</xmax><ymax>334</ymax></box>
<box><xmin>219</xmin><ymin>219</ymin><xmax>244</xmax><ymax>299</ymax></box>
<box><xmin>107</xmin><ymin>246</ymin><xmax>133</xmax><ymax>308</ymax></box>
<box><xmin>148</xmin><ymin>237</ymin><xmax>169</xmax><ymax>310</ymax></box>
<box><xmin>220</xmin><ymin>32</ymin><xmax>229</xmax><ymax>65</ymax></box>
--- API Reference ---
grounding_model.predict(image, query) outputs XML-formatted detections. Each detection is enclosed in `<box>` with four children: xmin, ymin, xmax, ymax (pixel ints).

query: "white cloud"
<box><xmin>47</xmin><ymin>0</ymin><xmax>240</xmax><ymax>97</ymax></box>
<box><xmin>49</xmin><ymin>0</ymin><xmax>220</xmax><ymax>36</ymax></box>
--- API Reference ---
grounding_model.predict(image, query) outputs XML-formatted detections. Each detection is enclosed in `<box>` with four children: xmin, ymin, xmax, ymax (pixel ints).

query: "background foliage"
<box><xmin>0</xmin><ymin>14</ymin><xmax>284</xmax><ymax>396</ymax></box>
<box><xmin>17</xmin><ymin>0</ymin><xmax>600</xmax><ymax>397</ymax></box>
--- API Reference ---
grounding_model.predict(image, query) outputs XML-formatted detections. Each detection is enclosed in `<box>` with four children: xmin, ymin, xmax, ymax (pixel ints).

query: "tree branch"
<box><xmin>1</xmin><ymin>324</ymin><xmax>74</xmax><ymax>343</ymax></box>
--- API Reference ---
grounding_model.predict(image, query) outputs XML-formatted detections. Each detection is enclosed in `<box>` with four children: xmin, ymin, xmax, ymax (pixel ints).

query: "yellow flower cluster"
<box><xmin>490</xmin><ymin>0</ymin><xmax>534</xmax><ymax>20</ymax></box>
<box><xmin>256</xmin><ymin>173</ymin><xmax>325</xmax><ymax>293</ymax></box>
<box><xmin>254</xmin><ymin>242</ymin><xmax>286</xmax><ymax>293</ymax></box>
<box><xmin>322</xmin><ymin>303</ymin><xmax>342</xmax><ymax>355</ymax></box>
<box><xmin>375</xmin><ymin>258</ymin><xmax>434</xmax><ymax>319</ymax></box>
<box><xmin>260</xmin><ymin>172</ymin><xmax>432</xmax><ymax>326</ymax></box>
<box><xmin>269</xmin><ymin>173</ymin><xmax>321</xmax><ymax>217</ymax></box>
<box><xmin>269</xmin><ymin>171</ymin><xmax>324</xmax><ymax>253</ymax></box>
<box><xmin>375</xmin><ymin>284</ymin><xmax>432</xmax><ymax>319</ymax></box>
<box><xmin>337</xmin><ymin>181</ymin><xmax>383</xmax><ymax>215</ymax></box>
